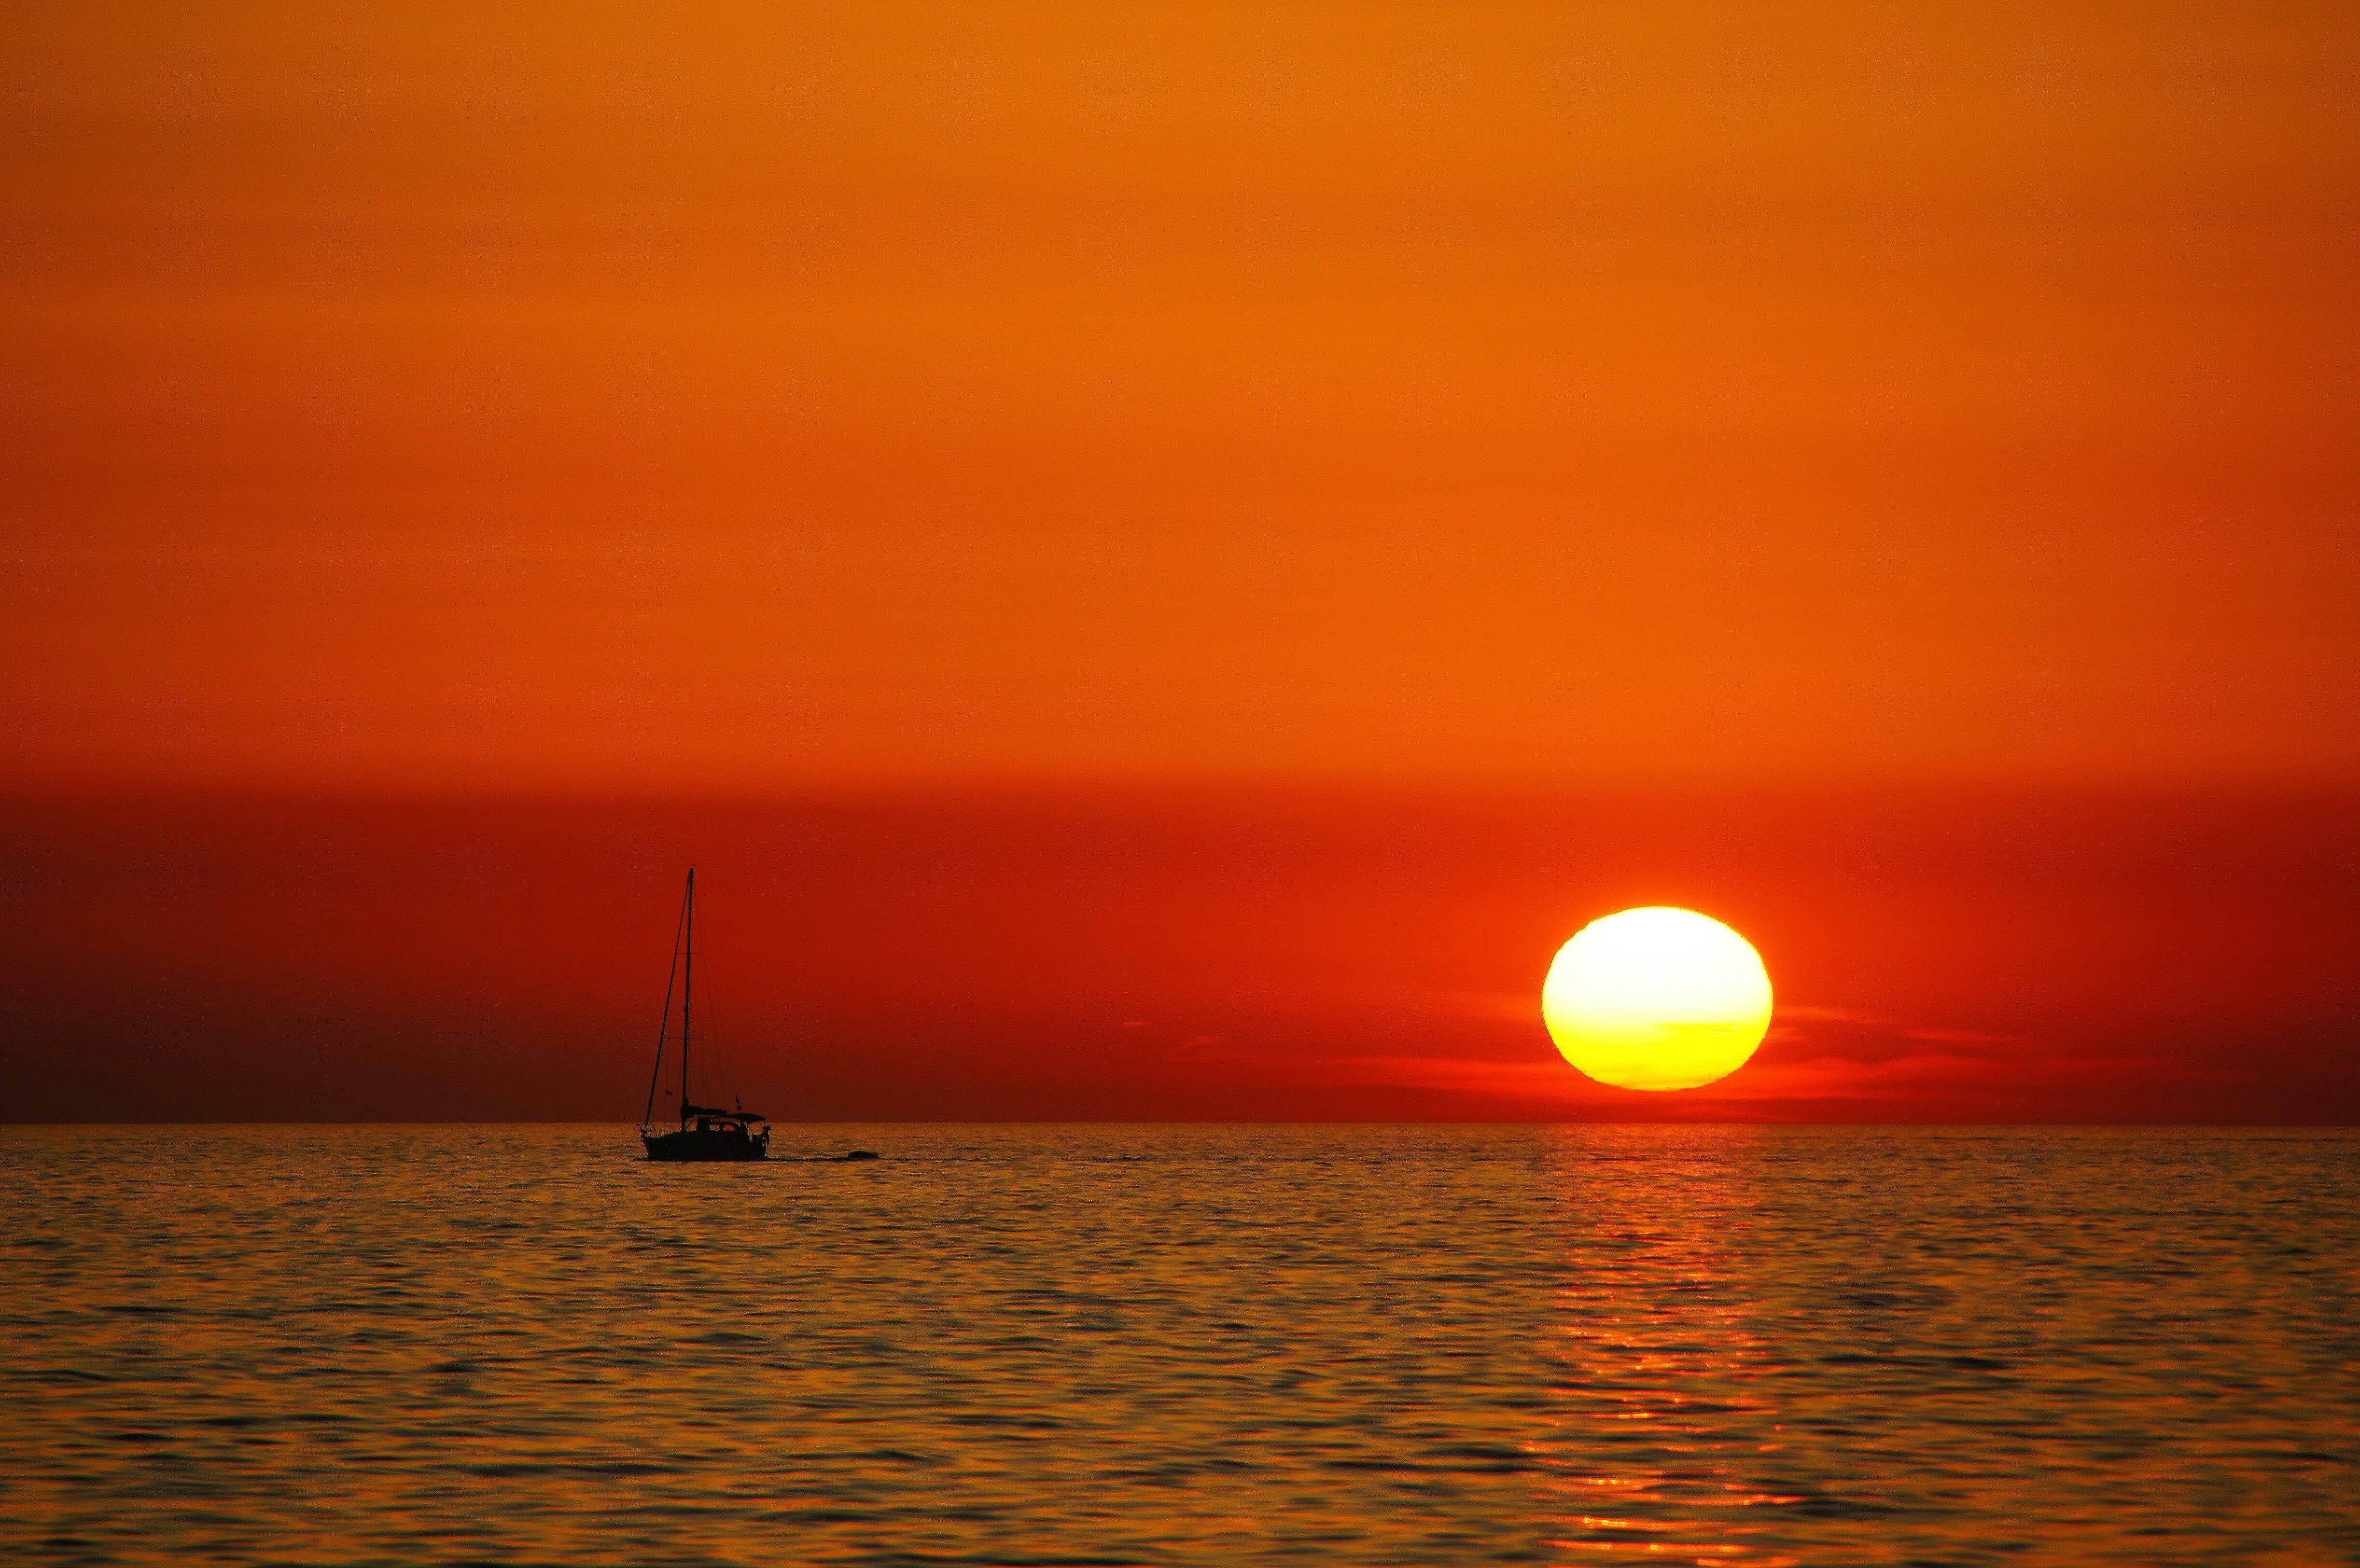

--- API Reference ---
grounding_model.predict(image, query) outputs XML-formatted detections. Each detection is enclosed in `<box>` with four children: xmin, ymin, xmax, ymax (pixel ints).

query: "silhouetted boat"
<box><xmin>640</xmin><ymin>870</ymin><xmax>771</xmax><ymax>1161</ymax></box>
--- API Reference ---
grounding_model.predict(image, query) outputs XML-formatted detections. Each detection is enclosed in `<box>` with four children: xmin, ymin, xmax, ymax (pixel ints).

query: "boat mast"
<box><xmin>681</xmin><ymin>868</ymin><xmax>695</xmax><ymax>1129</ymax></box>
<box><xmin>641</xmin><ymin>877</ymin><xmax>690</xmax><ymax>1133</ymax></box>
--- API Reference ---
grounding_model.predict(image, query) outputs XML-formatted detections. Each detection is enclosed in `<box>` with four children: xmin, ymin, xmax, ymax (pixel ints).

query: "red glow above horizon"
<box><xmin>1</xmin><ymin>789</ymin><xmax>2352</xmax><ymax>1125</ymax></box>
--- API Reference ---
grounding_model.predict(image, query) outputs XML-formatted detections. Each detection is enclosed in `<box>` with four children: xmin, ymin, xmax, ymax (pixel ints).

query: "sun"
<box><xmin>1542</xmin><ymin>907</ymin><xmax>1772</xmax><ymax>1091</ymax></box>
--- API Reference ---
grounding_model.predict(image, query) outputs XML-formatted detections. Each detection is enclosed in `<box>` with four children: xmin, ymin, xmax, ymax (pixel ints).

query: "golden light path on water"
<box><xmin>1536</xmin><ymin>1134</ymin><xmax>1797</xmax><ymax>1567</ymax></box>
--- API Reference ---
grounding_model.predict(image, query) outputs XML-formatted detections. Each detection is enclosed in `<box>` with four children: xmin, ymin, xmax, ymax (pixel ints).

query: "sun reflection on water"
<box><xmin>1536</xmin><ymin>1130</ymin><xmax>1801</xmax><ymax>1568</ymax></box>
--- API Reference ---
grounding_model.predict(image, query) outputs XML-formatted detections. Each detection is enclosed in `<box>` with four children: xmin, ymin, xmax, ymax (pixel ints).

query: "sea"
<box><xmin>2</xmin><ymin>1125</ymin><xmax>2355</xmax><ymax>1567</ymax></box>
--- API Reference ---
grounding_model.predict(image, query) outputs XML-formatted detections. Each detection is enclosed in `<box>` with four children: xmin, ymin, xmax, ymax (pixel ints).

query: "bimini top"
<box><xmin>683</xmin><ymin>1102</ymin><xmax>768</xmax><ymax>1124</ymax></box>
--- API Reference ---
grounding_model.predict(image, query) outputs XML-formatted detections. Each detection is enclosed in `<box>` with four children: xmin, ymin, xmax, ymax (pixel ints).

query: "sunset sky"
<box><xmin>3</xmin><ymin>3</ymin><xmax>2356</xmax><ymax>1122</ymax></box>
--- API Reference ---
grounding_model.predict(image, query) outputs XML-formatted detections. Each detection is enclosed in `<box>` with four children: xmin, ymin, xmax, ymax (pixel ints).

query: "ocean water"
<box><xmin>2</xmin><ymin>1125</ymin><xmax>2355</xmax><ymax>1567</ymax></box>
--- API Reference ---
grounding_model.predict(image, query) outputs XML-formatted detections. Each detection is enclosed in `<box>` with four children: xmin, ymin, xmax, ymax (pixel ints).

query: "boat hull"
<box><xmin>643</xmin><ymin>1129</ymin><xmax>769</xmax><ymax>1162</ymax></box>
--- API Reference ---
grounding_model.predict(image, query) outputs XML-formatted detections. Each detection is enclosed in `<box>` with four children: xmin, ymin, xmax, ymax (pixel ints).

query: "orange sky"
<box><xmin>2</xmin><ymin>6</ymin><xmax>2357</xmax><ymax>1122</ymax></box>
<box><xmin>4</xmin><ymin>1</ymin><xmax>2356</xmax><ymax>789</ymax></box>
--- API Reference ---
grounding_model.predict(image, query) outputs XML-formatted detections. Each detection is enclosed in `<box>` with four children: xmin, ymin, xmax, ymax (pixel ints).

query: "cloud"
<box><xmin>1162</xmin><ymin>1034</ymin><xmax>1251</xmax><ymax>1064</ymax></box>
<box><xmin>1407</xmin><ymin>989</ymin><xmax>1543</xmax><ymax>1024</ymax></box>
<box><xmin>1151</xmin><ymin>997</ymin><xmax>2254</xmax><ymax>1118</ymax></box>
<box><xmin>1774</xmin><ymin>1004</ymin><xmax>1888</xmax><ymax>1024</ymax></box>
<box><xmin>1225</xmin><ymin>1041</ymin><xmax>2245</xmax><ymax>1119</ymax></box>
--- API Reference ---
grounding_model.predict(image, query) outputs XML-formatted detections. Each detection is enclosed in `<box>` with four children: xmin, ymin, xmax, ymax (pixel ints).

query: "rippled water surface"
<box><xmin>3</xmin><ymin>1125</ymin><xmax>2356</xmax><ymax>1566</ymax></box>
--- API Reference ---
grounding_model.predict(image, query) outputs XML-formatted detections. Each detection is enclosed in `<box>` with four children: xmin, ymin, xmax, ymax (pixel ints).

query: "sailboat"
<box><xmin>640</xmin><ymin>869</ymin><xmax>771</xmax><ymax>1162</ymax></box>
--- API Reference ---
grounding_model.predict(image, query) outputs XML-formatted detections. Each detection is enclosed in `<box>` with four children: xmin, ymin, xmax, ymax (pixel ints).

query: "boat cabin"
<box><xmin>647</xmin><ymin>1100</ymin><xmax>770</xmax><ymax>1161</ymax></box>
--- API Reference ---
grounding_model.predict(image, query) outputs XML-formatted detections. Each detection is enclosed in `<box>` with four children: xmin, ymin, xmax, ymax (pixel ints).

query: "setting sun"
<box><xmin>1542</xmin><ymin>907</ymin><xmax>1773</xmax><ymax>1091</ymax></box>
